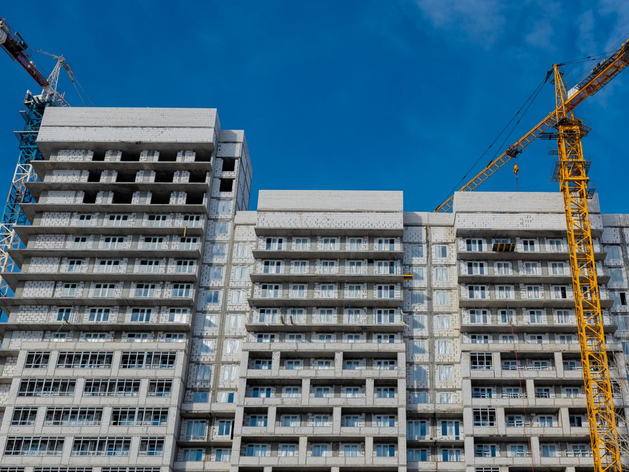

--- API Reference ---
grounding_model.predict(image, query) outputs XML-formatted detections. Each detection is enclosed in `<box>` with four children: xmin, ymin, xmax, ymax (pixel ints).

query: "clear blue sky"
<box><xmin>1</xmin><ymin>0</ymin><xmax>628</xmax><ymax>212</ymax></box>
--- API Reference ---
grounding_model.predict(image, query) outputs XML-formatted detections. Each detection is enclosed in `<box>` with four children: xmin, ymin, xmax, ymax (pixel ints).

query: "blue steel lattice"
<box><xmin>2</xmin><ymin>96</ymin><xmax>49</xmax><ymax>225</ymax></box>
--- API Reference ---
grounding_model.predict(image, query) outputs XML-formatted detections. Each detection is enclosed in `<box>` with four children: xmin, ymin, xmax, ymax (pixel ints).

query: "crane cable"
<box><xmin>440</xmin><ymin>72</ymin><xmax>550</xmax><ymax>206</ymax></box>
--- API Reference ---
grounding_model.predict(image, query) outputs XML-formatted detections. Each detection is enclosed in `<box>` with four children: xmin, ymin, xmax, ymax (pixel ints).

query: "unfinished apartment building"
<box><xmin>0</xmin><ymin>106</ymin><xmax>627</xmax><ymax>472</ymax></box>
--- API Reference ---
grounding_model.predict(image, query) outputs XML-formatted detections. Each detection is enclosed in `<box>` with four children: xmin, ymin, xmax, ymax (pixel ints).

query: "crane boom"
<box><xmin>0</xmin><ymin>19</ymin><xmax>49</xmax><ymax>87</ymax></box>
<box><xmin>434</xmin><ymin>37</ymin><xmax>629</xmax><ymax>213</ymax></box>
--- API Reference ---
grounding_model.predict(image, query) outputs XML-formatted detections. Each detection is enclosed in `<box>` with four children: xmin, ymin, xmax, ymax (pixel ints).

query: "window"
<box><xmin>522</xmin><ymin>239</ymin><xmax>537</xmax><ymax>252</ymax></box>
<box><xmin>71</xmin><ymin>437</ymin><xmax>131</xmax><ymax>456</ymax></box>
<box><xmin>434</xmin><ymin>290</ymin><xmax>451</xmax><ymax>306</ymax></box>
<box><xmin>523</xmin><ymin>262</ymin><xmax>540</xmax><ymax>275</ymax></box>
<box><xmin>407</xmin><ymin>420</ymin><xmax>427</xmax><ymax>439</ymax></box>
<box><xmin>375</xmin><ymin>444</ymin><xmax>396</xmax><ymax>457</ymax></box>
<box><xmin>526</xmin><ymin>285</ymin><xmax>542</xmax><ymax>299</ymax></box>
<box><xmin>435</xmin><ymin>314</ymin><xmax>451</xmax><ymax>330</ymax></box>
<box><xmin>281</xmin><ymin>415</ymin><xmax>300</xmax><ymax>427</ymax></box>
<box><xmin>606</xmin><ymin>245</ymin><xmax>623</xmax><ymax>261</ymax></box>
<box><xmin>101</xmin><ymin>236</ymin><xmax>125</xmax><ymax>250</ymax></box>
<box><xmin>232</xmin><ymin>266</ymin><xmax>247</xmax><ymax>280</ymax></box>
<box><xmin>66</xmin><ymin>259</ymin><xmax>83</xmax><ymax>273</ymax></box>
<box><xmin>293</xmin><ymin>238</ymin><xmax>309</xmax><ymax>250</ymax></box>
<box><xmin>19</xmin><ymin>379</ymin><xmax>76</xmax><ymax>397</ymax></box>
<box><xmin>319</xmin><ymin>284</ymin><xmax>335</xmax><ymax>298</ymax></box>
<box><xmin>321</xmin><ymin>238</ymin><xmax>338</xmax><ymax>250</ymax></box>
<box><xmin>94</xmin><ymin>259</ymin><xmax>120</xmax><ymax>274</ymax></box>
<box><xmin>120</xmin><ymin>351</ymin><xmax>176</xmax><ymax>369</ymax></box>
<box><xmin>56</xmin><ymin>307</ymin><xmax>72</xmax><ymax>322</ymax></box>
<box><xmin>110</xmin><ymin>408</ymin><xmax>167</xmax><ymax>427</ymax></box>
<box><xmin>292</xmin><ymin>261</ymin><xmax>308</xmax><ymax>274</ymax></box>
<box><xmin>88</xmin><ymin>308</ymin><xmax>111</xmax><ymax>322</ymax></box>
<box><xmin>376</xmin><ymin>260</ymin><xmax>397</xmax><ymax>275</ymax></box>
<box><xmin>348</xmin><ymin>237</ymin><xmax>363</xmax><ymax>250</ymax></box>
<box><xmin>175</xmin><ymin>260</ymin><xmax>195</xmax><ymax>274</ymax></box>
<box><xmin>377</xmin><ymin>285</ymin><xmax>396</xmax><ymax>299</ymax></box>
<box><xmin>168</xmin><ymin>308</ymin><xmax>189</xmax><ymax>323</ymax></box>
<box><xmin>409</xmin><ymin>290</ymin><xmax>426</xmax><ymax>305</ymax></box>
<box><xmin>375</xmin><ymin>309</ymin><xmax>396</xmax><ymax>324</ymax></box>
<box><xmin>196</xmin><ymin>365</ymin><xmax>211</xmax><ymax>382</ymax></box>
<box><xmin>148</xmin><ymin>380</ymin><xmax>173</xmax><ymax>397</ymax></box>
<box><xmin>528</xmin><ymin>310</ymin><xmax>544</xmax><ymax>324</ymax></box>
<box><xmin>552</xmin><ymin>286</ymin><xmax>568</xmax><ymax>299</ymax></box>
<box><xmin>469</xmin><ymin>309</ymin><xmax>490</xmax><ymax>324</ymax></box>
<box><xmin>468</xmin><ymin>285</ymin><xmax>486</xmax><ymax>299</ymax></box>
<box><xmin>265</xmin><ymin>238</ymin><xmax>284</xmax><ymax>250</ymax></box>
<box><xmin>473</xmin><ymin>408</ymin><xmax>496</xmax><ymax>426</ymax></box>
<box><xmin>550</xmin><ymin>262</ymin><xmax>567</xmax><ymax>275</ymax></box>
<box><xmin>441</xmin><ymin>420</ymin><xmax>461</xmax><ymax>439</ymax></box>
<box><xmin>408</xmin><ymin>448</ymin><xmax>429</xmax><ymax>462</ymax></box>
<box><xmin>11</xmin><ymin>408</ymin><xmax>38</xmax><ymax>426</ymax></box>
<box><xmin>466</xmin><ymin>262</ymin><xmax>486</xmax><ymax>275</ymax></box>
<box><xmin>475</xmin><ymin>444</ymin><xmax>497</xmax><ymax>457</ymax></box>
<box><xmin>377</xmin><ymin>238</ymin><xmax>396</xmax><ymax>251</ymax></box>
<box><xmin>312</xmin><ymin>443</ymin><xmax>331</xmax><ymax>457</ymax></box>
<box><xmin>172</xmin><ymin>283</ymin><xmax>192</xmax><ymax>298</ymax></box>
<box><xmin>5</xmin><ymin>437</ymin><xmax>65</xmax><ymax>456</ymax></box>
<box><xmin>261</xmin><ymin>284</ymin><xmax>281</xmax><ymax>298</ymax></box>
<box><xmin>471</xmin><ymin>353</ymin><xmax>492</xmax><ymax>370</ymax></box>
<box><xmin>25</xmin><ymin>351</ymin><xmax>50</xmax><ymax>368</ymax></box>
<box><xmin>436</xmin><ymin>339</ymin><xmax>452</xmax><ymax>355</ymax></box>
<box><xmin>179</xmin><ymin>237</ymin><xmax>199</xmax><ymax>250</ymax></box>
<box><xmin>495</xmin><ymin>262</ymin><xmax>511</xmax><ymax>275</ymax></box>
<box><xmin>217</xmin><ymin>420</ymin><xmax>233</xmax><ymax>437</ymax></box>
<box><xmin>83</xmin><ymin>379</ymin><xmax>140</xmax><ymax>397</ymax></box>
<box><xmin>472</xmin><ymin>387</ymin><xmax>494</xmax><ymax>399</ymax></box>
<box><xmin>347</xmin><ymin>284</ymin><xmax>363</xmax><ymax>298</ymax></box>
<box><xmin>375</xmin><ymin>387</ymin><xmax>396</xmax><ymax>398</ymax></box>
<box><xmin>71</xmin><ymin>236</ymin><xmax>88</xmax><ymax>249</ymax></box>
<box><xmin>60</xmin><ymin>283</ymin><xmax>78</xmax><ymax>297</ymax></box>
<box><xmin>245</xmin><ymin>444</ymin><xmax>269</xmax><ymax>457</ymax></box>
<box><xmin>57</xmin><ymin>351</ymin><xmax>113</xmax><ymax>368</ymax></box>
<box><xmin>466</xmin><ymin>239</ymin><xmax>484</xmax><ymax>251</ymax></box>
<box><xmin>263</xmin><ymin>260</ymin><xmax>282</xmax><ymax>274</ymax></box>
<box><xmin>182</xmin><ymin>449</ymin><xmax>204</xmax><ymax>461</ymax></box>
<box><xmin>205</xmin><ymin>290</ymin><xmax>221</xmax><ymax>304</ymax></box>
<box><xmin>434</xmin><ymin>245</ymin><xmax>448</xmax><ymax>258</ymax></box>
<box><xmin>548</xmin><ymin>239</ymin><xmax>565</xmax><ymax>251</ymax></box>
<box><xmin>279</xmin><ymin>444</ymin><xmax>297</xmax><ymax>457</ymax></box>
<box><xmin>437</xmin><ymin>365</ymin><xmax>453</xmax><ymax>382</ymax></box>
<box><xmin>134</xmin><ymin>284</ymin><xmax>155</xmax><ymax>298</ymax></box>
<box><xmin>541</xmin><ymin>444</ymin><xmax>558</xmax><ymax>457</ymax></box>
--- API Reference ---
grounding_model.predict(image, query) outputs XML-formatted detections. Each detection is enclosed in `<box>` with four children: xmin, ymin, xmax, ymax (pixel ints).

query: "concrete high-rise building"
<box><xmin>0</xmin><ymin>106</ymin><xmax>627</xmax><ymax>472</ymax></box>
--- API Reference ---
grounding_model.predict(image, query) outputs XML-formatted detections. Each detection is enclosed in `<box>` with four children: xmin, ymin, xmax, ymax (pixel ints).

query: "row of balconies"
<box><xmin>257</xmin><ymin>236</ymin><xmax>402</xmax><ymax>253</ymax></box>
<box><xmin>14</xmin><ymin>281</ymin><xmax>196</xmax><ymax>303</ymax></box>
<box><xmin>456</xmin><ymin>236</ymin><xmax>602</xmax><ymax>255</ymax></box>
<box><xmin>28</xmin><ymin>235</ymin><xmax>201</xmax><ymax>252</ymax></box>
<box><xmin>39</xmin><ymin>168</ymin><xmax>210</xmax><ymax>185</ymax></box>
<box><xmin>457</xmin><ymin>260</ymin><xmax>609</xmax><ymax>283</ymax></box>
<box><xmin>47</xmin><ymin>149</ymin><xmax>206</xmax><ymax>163</ymax></box>
<box><xmin>461</xmin><ymin>309</ymin><xmax>616</xmax><ymax>332</ymax></box>
<box><xmin>248</xmin><ymin>310</ymin><xmax>404</xmax><ymax>330</ymax></box>
<box><xmin>459</xmin><ymin>283</ymin><xmax>613</xmax><ymax>308</ymax></box>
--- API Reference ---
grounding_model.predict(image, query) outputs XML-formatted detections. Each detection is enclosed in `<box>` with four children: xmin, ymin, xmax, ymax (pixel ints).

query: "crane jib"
<box><xmin>434</xmin><ymin>37</ymin><xmax>629</xmax><ymax>213</ymax></box>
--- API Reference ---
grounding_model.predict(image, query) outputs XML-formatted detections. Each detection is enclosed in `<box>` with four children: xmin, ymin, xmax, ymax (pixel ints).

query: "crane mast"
<box><xmin>553</xmin><ymin>64</ymin><xmax>622</xmax><ymax>472</ymax></box>
<box><xmin>0</xmin><ymin>18</ymin><xmax>73</xmax><ymax>306</ymax></box>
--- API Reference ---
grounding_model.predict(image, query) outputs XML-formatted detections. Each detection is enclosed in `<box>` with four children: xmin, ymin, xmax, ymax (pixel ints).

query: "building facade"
<box><xmin>0</xmin><ymin>107</ymin><xmax>626</xmax><ymax>472</ymax></box>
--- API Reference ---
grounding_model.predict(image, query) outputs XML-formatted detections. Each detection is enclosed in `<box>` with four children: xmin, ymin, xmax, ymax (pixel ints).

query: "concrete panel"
<box><xmin>41</xmin><ymin>107</ymin><xmax>218</xmax><ymax>128</ymax></box>
<box><xmin>453</xmin><ymin>191</ymin><xmax>601</xmax><ymax>214</ymax></box>
<box><xmin>257</xmin><ymin>190</ymin><xmax>403</xmax><ymax>212</ymax></box>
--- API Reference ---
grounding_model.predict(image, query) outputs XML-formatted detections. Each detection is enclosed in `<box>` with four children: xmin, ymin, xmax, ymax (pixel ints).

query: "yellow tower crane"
<box><xmin>436</xmin><ymin>38</ymin><xmax>629</xmax><ymax>472</ymax></box>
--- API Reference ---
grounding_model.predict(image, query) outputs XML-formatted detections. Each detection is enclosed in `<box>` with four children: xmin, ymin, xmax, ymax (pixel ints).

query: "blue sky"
<box><xmin>1</xmin><ymin>0</ymin><xmax>628</xmax><ymax>212</ymax></box>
